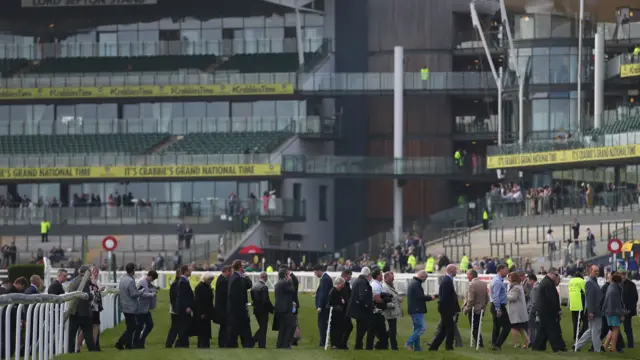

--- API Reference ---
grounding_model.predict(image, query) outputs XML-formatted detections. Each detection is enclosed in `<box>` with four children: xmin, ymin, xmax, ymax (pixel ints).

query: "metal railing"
<box><xmin>0</xmin><ymin>38</ymin><xmax>325</xmax><ymax>59</ymax></box>
<box><xmin>454</xmin><ymin>119</ymin><xmax>499</xmax><ymax>134</ymax></box>
<box><xmin>0</xmin><ymin>116</ymin><xmax>328</xmax><ymax>136</ymax></box>
<box><xmin>281</xmin><ymin>155</ymin><xmax>489</xmax><ymax>176</ymax></box>
<box><xmin>0</xmin><ymin>71</ymin><xmax>495</xmax><ymax>91</ymax></box>
<box><xmin>0</xmin><ymin>198</ymin><xmax>306</xmax><ymax>226</ymax></box>
<box><xmin>0</xmin><ymin>153</ymin><xmax>275</xmax><ymax>168</ymax></box>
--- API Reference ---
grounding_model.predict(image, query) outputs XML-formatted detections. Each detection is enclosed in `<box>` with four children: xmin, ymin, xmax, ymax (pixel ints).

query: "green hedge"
<box><xmin>8</xmin><ymin>264</ymin><xmax>44</xmax><ymax>282</ymax></box>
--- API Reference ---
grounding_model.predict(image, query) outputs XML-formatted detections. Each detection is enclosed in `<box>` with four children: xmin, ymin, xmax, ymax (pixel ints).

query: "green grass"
<box><xmin>58</xmin><ymin>291</ymin><xmax>640</xmax><ymax>360</ymax></box>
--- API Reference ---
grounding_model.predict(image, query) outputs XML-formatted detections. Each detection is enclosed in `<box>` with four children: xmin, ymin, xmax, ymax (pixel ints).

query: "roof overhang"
<box><xmin>502</xmin><ymin>0</ymin><xmax>640</xmax><ymax>22</ymax></box>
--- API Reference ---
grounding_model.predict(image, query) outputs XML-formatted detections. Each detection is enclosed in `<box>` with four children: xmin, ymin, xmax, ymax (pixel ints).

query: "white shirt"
<box><xmin>370</xmin><ymin>279</ymin><xmax>382</xmax><ymax>295</ymax></box>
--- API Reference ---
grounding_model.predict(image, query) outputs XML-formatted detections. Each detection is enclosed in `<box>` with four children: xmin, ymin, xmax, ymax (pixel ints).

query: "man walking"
<box><xmin>175</xmin><ymin>264</ymin><xmax>194</xmax><ymax>348</ymax></box>
<box><xmin>340</xmin><ymin>270</ymin><xmax>353</xmax><ymax>349</ymax></box>
<box><xmin>406</xmin><ymin>270</ymin><xmax>436</xmax><ymax>351</ymax></box>
<box><xmin>214</xmin><ymin>265</ymin><xmax>231</xmax><ymax>347</ymax></box>
<box><xmin>347</xmin><ymin>267</ymin><xmax>372</xmax><ymax>350</ymax></box>
<box><xmin>428</xmin><ymin>264</ymin><xmax>460</xmax><ymax>351</ymax></box>
<box><xmin>164</xmin><ymin>270</ymin><xmax>181</xmax><ymax>348</ymax></box>
<box><xmin>274</xmin><ymin>267</ymin><xmax>296</xmax><ymax>349</ymax></box>
<box><xmin>314</xmin><ymin>264</ymin><xmax>332</xmax><ymax>347</ymax></box>
<box><xmin>68</xmin><ymin>265</ymin><xmax>98</xmax><ymax>353</ymax></box>
<box><xmin>532</xmin><ymin>268</ymin><xmax>567</xmax><ymax>352</ymax></box>
<box><xmin>116</xmin><ymin>263</ymin><xmax>147</xmax><ymax>350</ymax></box>
<box><xmin>574</xmin><ymin>265</ymin><xmax>604</xmax><ymax>352</ymax></box>
<box><xmin>462</xmin><ymin>269</ymin><xmax>488</xmax><ymax>348</ymax></box>
<box><xmin>367</xmin><ymin>268</ymin><xmax>388</xmax><ymax>350</ymax></box>
<box><xmin>134</xmin><ymin>270</ymin><xmax>158</xmax><ymax>349</ymax></box>
<box><xmin>250</xmin><ymin>272</ymin><xmax>273</xmax><ymax>348</ymax></box>
<box><xmin>490</xmin><ymin>264</ymin><xmax>511</xmax><ymax>350</ymax></box>
<box><xmin>226</xmin><ymin>260</ymin><xmax>253</xmax><ymax>348</ymax></box>
<box><xmin>621</xmin><ymin>270</ymin><xmax>638</xmax><ymax>348</ymax></box>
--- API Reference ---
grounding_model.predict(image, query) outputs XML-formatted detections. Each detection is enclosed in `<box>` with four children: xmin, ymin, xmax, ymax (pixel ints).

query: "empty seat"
<box><xmin>0</xmin><ymin>133</ymin><xmax>169</xmax><ymax>155</ymax></box>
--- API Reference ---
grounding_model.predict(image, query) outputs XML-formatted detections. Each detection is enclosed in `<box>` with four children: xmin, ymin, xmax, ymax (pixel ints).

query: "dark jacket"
<box><xmin>346</xmin><ymin>275</ymin><xmax>372</xmax><ymax>320</ymax></box>
<box><xmin>169</xmin><ymin>279</ymin><xmax>179</xmax><ymax>314</ymax></box>
<box><xmin>24</xmin><ymin>285</ymin><xmax>39</xmax><ymax>294</ymax></box>
<box><xmin>251</xmin><ymin>280</ymin><xmax>274</xmax><ymax>315</ymax></box>
<box><xmin>622</xmin><ymin>278</ymin><xmax>638</xmax><ymax>316</ymax></box>
<box><xmin>328</xmin><ymin>286</ymin><xmax>347</xmax><ymax>313</ymax></box>
<box><xmin>194</xmin><ymin>282</ymin><xmax>215</xmax><ymax>320</ymax></box>
<box><xmin>176</xmin><ymin>276</ymin><xmax>195</xmax><ymax>315</ymax></box>
<box><xmin>214</xmin><ymin>275</ymin><xmax>228</xmax><ymax>323</ymax></box>
<box><xmin>68</xmin><ymin>275</ymin><xmax>93</xmax><ymax>317</ymax></box>
<box><xmin>315</xmin><ymin>273</ymin><xmax>332</xmax><ymax>309</ymax></box>
<box><xmin>47</xmin><ymin>280</ymin><xmax>65</xmax><ymax>295</ymax></box>
<box><xmin>274</xmin><ymin>278</ymin><xmax>295</xmax><ymax>314</ymax></box>
<box><xmin>407</xmin><ymin>277</ymin><xmax>434</xmax><ymax>314</ymax></box>
<box><xmin>227</xmin><ymin>272</ymin><xmax>252</xmax><ymax>318</ymax></box>
<box><xmin>535</xmin><ymin>276</ymin><xmax>560</xmax><ymax>317</ymax></box>
<box><xmin>437</xmin><ymin>275</ymin><xmax>459</xmax><ymax>315</ymax></box>
<box><xmin>343</xmin><ymin>280</ymin><xmax>352</xmax><ymax>306</ymax></box>
<box><xmin>290</xmin><ymin>273</ymin><xmax>300</xmax><ymax>309</ymax></box>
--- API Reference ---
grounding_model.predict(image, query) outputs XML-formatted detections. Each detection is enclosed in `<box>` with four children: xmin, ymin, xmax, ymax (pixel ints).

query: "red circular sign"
<box><xmin>608</xmin><ymin>238</ymin><xmax>622</xmax><ymax>254</ymax></box>
<box><xmin>102</xmin><ymin>236</ymin><xmax>118</xmax><ymax>252</ymax></box>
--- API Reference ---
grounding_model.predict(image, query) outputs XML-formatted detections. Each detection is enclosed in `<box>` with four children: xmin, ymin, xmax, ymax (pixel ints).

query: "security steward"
<box><xmin>41</xmin><ymin>219</ymin><xmax>51</xmax><ymax>243</ymax></box>
<box><xmin>568</xmin><ymin>272</ymin><xmax>587</xmax><ymax>341</ymax></box>
<box><xmin>460</xmin><ymin>254</ymin><xmax>469</xmax><ymax>272</ymax></box>
<box><xmin>482</xmin><ymin>209</ymin><xmax>489</xmax><ymax>230</ymax></box>
<box><xmin>425</xmin><ymin>255</ymin><xmax>435</xmax><ymax>273</ymax></box>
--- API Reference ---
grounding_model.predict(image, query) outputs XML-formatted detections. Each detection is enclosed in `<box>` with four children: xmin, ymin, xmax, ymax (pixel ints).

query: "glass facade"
<box><xmin>7</xmin><ymin>180</ymin><xmax>268</xmax><ymax>205</ymax></box>
<box><xmin>0</xmin><ymin>100</ymin><xmax>306</xmax><ymax>135</ymax></box>
<box><xmin>509</xmin><ymin>47</ymin><xmax>582</xmax><ymax>84</ymax></box>
<box><xmin>0</xmin><ymin>13</ymin><xmax>325</xmax><ymax>59</ymax></box>
<box><xmin>514</xmin><ymin>14</ymin><xmax>577</xmax><ymax>40</ymax></box>
<box><xmin>528</xmin><ymin>92</ymin><xmax>579</xmax><ymax>134</ymax></box>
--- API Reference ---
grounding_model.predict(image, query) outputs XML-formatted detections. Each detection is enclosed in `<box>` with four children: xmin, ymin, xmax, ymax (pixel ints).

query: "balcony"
<box><xmin>0</xmin><ymin>38</ymin><xmax>326</xmax><ymax>60</ymax></box>
<box><xmin>281</xmin><ymin>155</ymin><xmax>494</xmax><ymax>179</ymax></box>
<box><xmin>0</xmin><ymin>71</ymin><xmax>495</xmax><ymax>96</ymax></box>
<box><xmin>454</xmin><ymin>115</ymin><xmax>504</xmax><ymax>141</ymax></box>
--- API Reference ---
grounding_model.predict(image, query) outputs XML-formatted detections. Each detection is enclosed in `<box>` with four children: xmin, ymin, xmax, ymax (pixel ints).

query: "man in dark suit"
<box><xmin>24</xmin><ymin>275</ymin><xmax>42</xmax><ymax>294</ymax></box>
<box><xmin>47</xmin><ymin>269</ymin><xmax>67</xmax><ymax>295</ymax></box>
<box><xmin>226</xmin><ymin>260</ymin><xmax>253</xmax><ymax>348</ymax></box>
<box><xmin>250</xmin><ymin>272</ymin><xmax>273</xmax><ymax>348</ymax></box>
<box><xmin>340</xmin><ymin>270</ymin><xmax>353</xmax><ymax>349</ymax></box>
<box><xmin>314</xmin><ymin>264</ymin><xmax>333</xmax><ymax>347</ymax></box>
<box><xmin>621</xmin><ymin>270</ymin><xmax>638</xmax><ymax>348</ymax></box>
<box><xmin>214</xmin><ymin>265</ymin><xmax>231</xmax><ymax>348</ymax></box>
<box><xmin>532</xmin><ymin>268</ymin><xmax>567</xmax><ymax>352</ymax></box>
<box><xmin>165</xmin><ymin>270</ymin><xmax>181</xmax><ymax>348</ymax></box>
<box><xmin>346</xmin><ymin>267</ymin><xmax>372</xmax><ymax>350</ymax></box>
<box><xmin>68</xmin><ymin>266</ymin><xmax>98</xmax><ymax>352</ymax></box>
<box><xmin>429</xmin><ymin>264</ymin><xmax>460</xmax><ymax>351</ymax></box>
<box><xmin>175</xmin><ymin>264</ymin><xmax>194</xmax><ymax>348</ymax></box>
<box><xmin>274</xmin><ymin>267</ymin><xmax>296</xmax><ymax>349</ymax></box>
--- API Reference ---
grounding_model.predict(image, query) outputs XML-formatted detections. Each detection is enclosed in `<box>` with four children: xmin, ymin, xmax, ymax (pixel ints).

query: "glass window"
<box><xmin>517</xmin><ymin>15</ymin><xmax>535</xmax><ymax>39</ymax></box>
<box><xmin>149</xmin><ymin>182</ymin><xmax>168</xmax><ymax>202</ymax></box>
<box><xmin>550</xmin><ymin>99</ymin><xmax>571</xmax><ymax>130</ymax></box>
<box><xmin>184</xmin><ymin>102</ymin><xmax>206</xmax><ymax>118</ymax></box>
<box><xmin>16</xmin><ymin>184</ymin><xmax>34</xmax><ymax>201</ymax></box>
<box><xmin>193</xmin><ymin>182</ymin><xmax>214</xmax><ymax>201</ymax></box>
<box><xmin>215</xmin><ymin>181</ymin><xmax>236</xmax><ymax>199</ymax></box>
<box><xmin>531</xmin><ymin>54</ymin><xmax>549</xmax><ymax>84</ymax></box>
<box><xmin>253</xmin><ymin>101</ymin><xmax>275</xmax><ymax>118</ymax></box>
<box><xmin>98</xmin><ymin>32</ymin><xmax>117</xmax><ymax>57</ymax></box>
<box><xmin>549</xmin><ymin>55</ymin><xmax>571</xmax><ymax>83</ymax></box>
<box><xmin>0</xmin><ymin>106</ymin><xmax>8</xmax><ymax>121</ymax></box>
<box><xmin>531</xmin><ymin>99</ymin><xmax>549</xmax><ymax>132</ymax></box>
<box><xmin>551</xmin><ymin>16</ymin><xmax>573</xmax><ymax>38</ymax></box>
<box><xmin>76</xmin><ymin>104</ymin><xmax>97</xmax><ymax>121</ymax></box>
<box><xmin>39</xmin><ymin>184</ymin><xmax>60</xmax><ymax>202</ymax></box>
<box><xmin>98</xmin><ymin>104</ymin><xmax>117</xmax><ymax>120</ymax></box>
<box><xmin>535</xmin><ymin>14</ymin><xmax>551</xmax><ymax>38</ymax></box>
<box><xmin>207</xmin><ymin>102</ymin><xmax>229</xmax><ymax>117</ymax></box>
<box><xmin>232</xmin><ymin>102</ymin><xmax>252</xmax><ymax>117</ymax></box>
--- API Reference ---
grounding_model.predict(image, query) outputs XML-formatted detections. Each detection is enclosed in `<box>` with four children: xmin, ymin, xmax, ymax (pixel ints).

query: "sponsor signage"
<box><xmin>22</xmin><ymin>0</ymin><xmax>157</xmax><ymax>7</ymax></box>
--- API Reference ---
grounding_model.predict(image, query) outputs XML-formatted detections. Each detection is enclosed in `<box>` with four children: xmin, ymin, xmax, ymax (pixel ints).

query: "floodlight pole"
<box><xmin>393</xmin><ymin>46</ymin><xmax>404</xmax><ymax>246</ymax></box>
<box><xmin>470</xmin><ymin>2</ymin><xmax>503</xmax><ymax>145</ymax></box>
<box><xmin>594</xmin><ymin>24</ymin><xmax>604</xmax><ymax>129</ymax></box>
<box><xmin>577</xmin><ymin>0</ymin><xmax>584</xmax><ymax>130</ymax></box>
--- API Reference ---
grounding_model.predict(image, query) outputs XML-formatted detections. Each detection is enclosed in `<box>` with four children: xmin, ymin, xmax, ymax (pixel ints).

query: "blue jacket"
<box><xmin>176</xmin><ymin>276</ymin><xmax>195</xmax><ymax>314</ymax></box>
<box><xmin>407</xmin><ymin>277</ymin><xmax>433</xmax><ymax>314</ymax></box>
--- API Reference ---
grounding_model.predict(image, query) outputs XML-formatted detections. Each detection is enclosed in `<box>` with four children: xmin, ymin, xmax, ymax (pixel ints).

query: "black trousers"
<box><xmin>354</xmin><ymin>317</ymin><xmax>370</xmax><ymax>350</ymax></box>
<box><xmin>253</xmin><ymin>313</ymin><xmax>269</xmax><ymax>348</ymax></box>
<box><xmin>429</xmin><ymin>311</ymin><xmax>455</xmax><ymax>350</ymax></box>
<box><xmin>134</xmin><ymin>312</ymin><xmax>154</xmax><ymax>348</ymax></box>
<box><xmin>175</xmin><ymin>313</ymin><xmax>191</xmax><ymax>348</ymax></box>
<box><xmin>623</xmin><ymin>315</ymin><xmax>634</xmax><ymax>348</ymax></box>
<box><xmin>571</xmin><ymin>310</ymin><xmax>588</xmax><ymax>342</ymax></box>
<box><xmin>365</xmin><ymin>313</ymin><xmax>388</xmax><ymax>350</ymax></box>
<box><xmin>491</xmin><ymin>305</ymin><xmax>511</xmax><ymax>348</ymax></box>
<box><xmin>217</xmin><ymin>322</ymin><xmax>228</xmax><ymax>348</ymax></box>
<box><xmin>387</xmin><ymin>318</ymin><xmax>398</xmax><ymax>350</ymax></box>
<box><xmin>276</xmin><ymin>313</ymin><xmax>296</xmax><ymax>349</ymax></box>
<box><xmin>533</xmin><ymin>315</ymin><xmax>566</xmax><ymax>352</ymax></box>
<box><xmin>468</xmin><ymin>312</ymin><xmax>484</xmax><ymax>347</ymax></box>
<box><xmin>41</xmin><ymin>233</ymin><xmax>48</xmax><ymax>242</ymax></box>
<box><xmin>318</xmin><ymin>308</ymin><xmax>330</xmax><ymax>346</ymax></box>
<box><xmin>227</xmin><ymin>316</ymin><xmax>253</xmax><ymax>348</ymax></box>
<box><xmin>342</xmin><ymin>317</ymin><xmax>354</xmax><ymax>348</ymax></box>
<box><xmin>165</xmin><ymin>314</ymin><xmax>179</xmax><ymax>347</ymax></box>
<box><xmin>69</xmin><ymin>314</ymin><xmax>97</xmax><ymax>352</ymax></box>
<box><xmin>117</xmin><ymin>313</ymin><xmax>138</xmax><ymax>349</ymax></box>
<box><xmin>330</xmin><ymin>314</ymin><xmax>345</xmax><ymax>348</ymax></box>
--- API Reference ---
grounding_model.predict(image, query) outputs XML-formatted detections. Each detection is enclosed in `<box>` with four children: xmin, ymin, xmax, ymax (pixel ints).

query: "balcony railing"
<box><xmin>0</xmin><ymin>38</ymin><xmax>326</xmax><ymax>60</ymax></box>
<box><xmin>0</xmin><ymin>71</ymin><xmax>495</xmax><ymax>92</ymax></box>
<box><xmin>0</xmin><ymin>198</ymin><xmax>305</xmax><ymax>226</ymax></box>
<box><xmin>0</xmin><ymin>153</ymin><xmax>275</xmax><ymax>168</ymax></box>
<box><xmin>455</xmin><ymin>115</ymin><xmax>499</xmax><ymax>134</ymax></box>
<box><xmin>281</xmin><ymin>155</ymin><xmax>489</xmax><ymax>176</ymax></box>
<box><xmin>0</xmin><ymin>116</ymin><xmax>329</xmax><ymax>136</ymax></box>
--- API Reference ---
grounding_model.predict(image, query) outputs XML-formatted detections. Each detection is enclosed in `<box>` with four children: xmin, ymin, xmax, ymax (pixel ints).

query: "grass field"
<box><xmin>57</xmin><ymin>291</ymin><xmax>640</xmax><ymax>360</ymax></box>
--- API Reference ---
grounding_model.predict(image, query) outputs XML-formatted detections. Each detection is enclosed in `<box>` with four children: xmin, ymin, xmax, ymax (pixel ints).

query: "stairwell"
<box><xmin>204</xmin><ymin>56</ymin><xmax>229</xmax><ymax>73</ymax></box>
<box><xmin>146</xmin><ymin>135</ymin><xmax>183</xmax><ymax>155</ymax></box>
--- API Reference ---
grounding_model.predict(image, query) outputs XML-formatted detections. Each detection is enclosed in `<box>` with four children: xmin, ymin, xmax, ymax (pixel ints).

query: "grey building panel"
<box><xmin>0</xmin><ymin>223</ymin><xmax>228</xmax><ymax>236</ymax></box>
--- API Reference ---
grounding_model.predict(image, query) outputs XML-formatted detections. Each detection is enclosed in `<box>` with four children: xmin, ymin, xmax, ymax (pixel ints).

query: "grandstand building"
<box><xmin>3</xmin><ymin>0</ymin><xmax>640</xmax><ymax>267</ymax></box>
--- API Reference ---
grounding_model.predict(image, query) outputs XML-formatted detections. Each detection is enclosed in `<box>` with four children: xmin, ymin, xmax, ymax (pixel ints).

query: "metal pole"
<box><xmin>295</xmin><ymin>8</ymin><xmax>305</xmax><ymax>66</ymax></box>
<box><xmin>393</xmin><ymin>46</ymin><xmax>404</xmax><ymax>246</ymax></box>
<box><xmin>594</xmin><ymin>24</ymin><xmax>604</xmax><ymax>129</ymax></box>
<box><xmin>498</xmin><ymin>66</ymin><xmax>503</xmax><ymax>145</ymax></box>
<box><xmin>498</xmin><ymin>0</ymin><xmax>524</xmax><ymax>145</ymax></box>
<box><xmin>577</xmin><ymin>0</ymin><xmax>585</xmax><ymax>129</ymax></box>
<box><xmin>519</xmin><ymin>80</ymin><xmax>524</xmax><ymax>146</ymax></box>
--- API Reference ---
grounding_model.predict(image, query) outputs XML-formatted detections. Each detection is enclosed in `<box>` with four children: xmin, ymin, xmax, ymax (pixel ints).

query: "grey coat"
<box><xmin>382</xmin><ymin>282</ymin><xmax>402</xmax><ymax>320</ymax></box>
<box><xmin>507</xmin><ymin>283</ymin><xmax>528</xmax><ymax>324</ymax></box>
<box><xmin>136</xmin><ymin>277</ymin><xmax>157</xmax><ymax>314</ymax></box>
<box><xmin>119</xmin><ymin>274</ymin><xmax>145</xmax><ymax>314</ymax></box>
<box><xmin>584</xmin><ymin>276</ymin><xmax>604</xmax><ymax>317</ymax></box>
<box><xmin>602</xmin><ymin>283</ymin><xmax>626</xmax><ymax>317</ymax></box>
<box><xmin>527</xmin><ymin>282</ymin><xmax>540</xmax><ymax>316</ymax></box>
<box><xmin>68</xmin><ymin>275</ymin><xmax>93</xmax><ymax>317</ymax></box>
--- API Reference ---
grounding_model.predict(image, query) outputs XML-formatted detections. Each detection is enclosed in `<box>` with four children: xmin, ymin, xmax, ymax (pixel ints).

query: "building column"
<box><xmin>594</xmin><ymin>25</ymin><xmax>605</xmax><ymax>129</ymax></box>
<box><xmin>393</xmin><ymin>46</ymin><xmax>404</xmax><ymax>245</ymax></box>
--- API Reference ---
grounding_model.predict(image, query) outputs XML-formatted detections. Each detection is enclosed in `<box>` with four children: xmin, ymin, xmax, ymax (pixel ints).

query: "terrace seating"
<box><xmin>217</xmin><ymin>52</ymin><xmax>315</xmax><ymax>73</ymax></box>
<box><xmin>31</xmin><ymin>55</ymin><xmax>215</xmax><ymax>75</ymax></box>
<box><xmin>165</xmin><ymin>131</ymin><xmax>294</xmax><ymax>155</ymax></box>
<box><xmin>0</xmin><ymin>133</ymin><xmax>169</xmax><ymax>155</ymax></box>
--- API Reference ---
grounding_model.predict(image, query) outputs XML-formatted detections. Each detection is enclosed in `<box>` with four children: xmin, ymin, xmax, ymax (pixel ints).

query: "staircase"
<box><xmin>146</xmin><ymin>135</ymin><xmax>183</xmax><ymax>155</ymax></box>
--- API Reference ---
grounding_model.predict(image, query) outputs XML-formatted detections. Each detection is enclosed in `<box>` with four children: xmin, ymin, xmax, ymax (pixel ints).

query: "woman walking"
<box><xmin>507</xmin><ymin>272</ymin><xmax>530</xmax><ymax>348</ymax></box>
<box><xmin>602</xmin><ymin>273</ymin><xmax>627</xmax><ymax>353</ymax></box>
